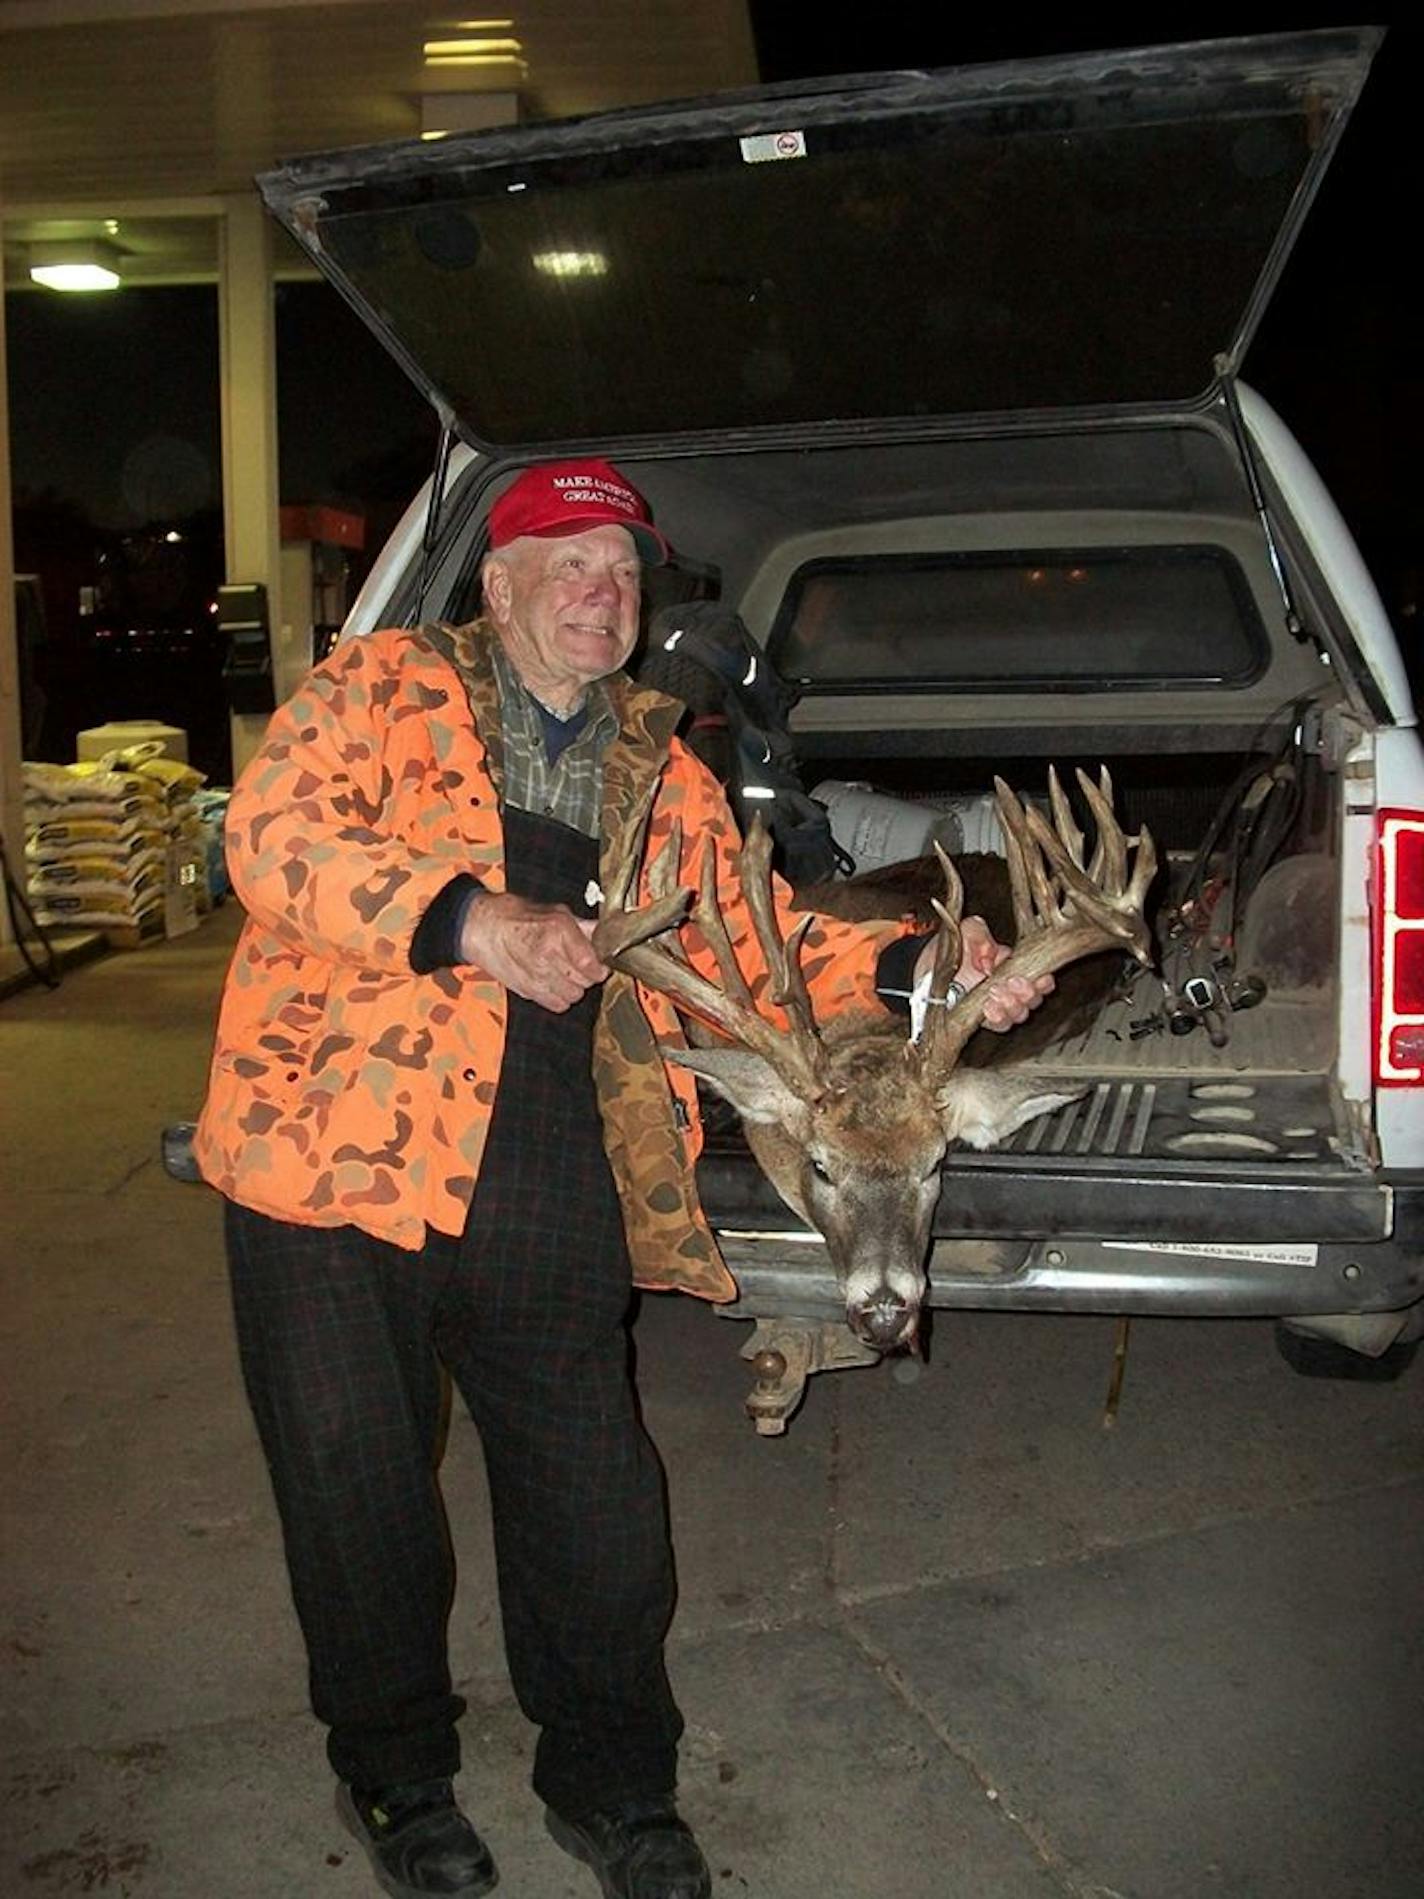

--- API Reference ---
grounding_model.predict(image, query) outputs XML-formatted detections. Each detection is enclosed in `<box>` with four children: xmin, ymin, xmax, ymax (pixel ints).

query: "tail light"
<box><xmin>1374</xmin><ymin>809</ymin><xmax>1424</xmax><ymax>1085</ymax></box>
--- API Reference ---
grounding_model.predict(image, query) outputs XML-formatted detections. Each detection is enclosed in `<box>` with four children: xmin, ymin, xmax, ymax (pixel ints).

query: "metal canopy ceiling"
<box><xmin>0</xmin><ymin>0</ymin><xmax>758</xmax><ymax>289</ymax></box>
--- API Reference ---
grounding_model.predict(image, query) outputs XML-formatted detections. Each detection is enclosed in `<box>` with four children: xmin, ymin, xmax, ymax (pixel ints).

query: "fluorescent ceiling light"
<box><xmin>425</xmin><ymin>54</ymin><xmax>525</xmax><ymax>71</ymax></box>
<box><xmin>533</xmin><ymin>251</ymin><xmax>609</xmax><ymax>279</ymax></box>
<box><xmin>31</xmin><ymin>264</ymin><xmax>120</xmax><ymax>292</ymax></box>
<box><xmin>425</xmin><ymin>37</ymin><xmax>522</xmax><ymax>56</ymax></box>
<box><xmin>29</xmin><ymin>239</ymin><xmax>122</xmax><ymax>292</ymax></box>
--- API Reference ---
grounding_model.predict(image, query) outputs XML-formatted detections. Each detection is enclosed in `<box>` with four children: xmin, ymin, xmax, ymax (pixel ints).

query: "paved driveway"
<box><xmin>3</xmin><ymin>908</ymin><xmax>1420</xmax><ymax>1897</ymax></box>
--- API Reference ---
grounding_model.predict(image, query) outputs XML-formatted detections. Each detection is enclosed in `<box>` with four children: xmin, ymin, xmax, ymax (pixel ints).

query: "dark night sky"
<box><xmin>5</xmin><ymin>277</ymin><xmax>436</xmax><ymax>538</ymax></box>
<box><xmin>6</xmin><ymin>272</ymin><xmax>440</xmax><ymax>774</ymax></box>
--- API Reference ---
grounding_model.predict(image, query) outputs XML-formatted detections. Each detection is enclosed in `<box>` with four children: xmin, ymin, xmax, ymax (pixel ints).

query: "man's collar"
<box><xmin>433</xmin><ymin>615</ymin><xmax>687</xmax><ymax>752</ymax></box>
<box><xmin>490</xmin><ymin>637</ymin><xmax>615</xmax><ymax>733</ymax></box>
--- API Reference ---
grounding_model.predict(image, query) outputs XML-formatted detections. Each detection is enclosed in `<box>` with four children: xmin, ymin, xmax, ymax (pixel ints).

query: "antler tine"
<box><xmin>915</xmin><ymin>769</ymin><xmax>1156</xmax><ymax>1085</ymax></box>
<box><xmin>997</xmin><ymin>799</ymin><xmax>1037</xmax><ymax>944</ymax></box>
<box><xmin>1047</xmin><ymin>765</ymin><xmax>1086</xmax><ymax>871</ymax></box>
<box><xmin>997</xmin><ymin>779</ymin><xmax>1065</xmax><ymax>925</ymax></box>
<box><xmin>738</xmin><ymin>817</ymin><xmax>824</xmax><ymax>1057</ymax></box>
<box><xmin>1075</xmin><ymin>767</ymin><xmax>1125</xmax><ymax>894</ymax></box>
<box><xmin>646</xmin><ymin>820</ymin><xmax>684</xmax><ymax>903</ymax></box>
<box><xmin>1088</xmin><ymin>764</ymin><xmax>1160</xmax><ymax>915</ymax></box>
<box><xmin>932</xmin><ymin>838</ymin><xmax>964</xmax><ymax>929</ymax></box>
<box><xmin>591</xmin><ymin>815</ymin><xmax>694</xmax><ymax>962</ymax></box>
<box><xmin>1021</xmin><ymin>802</ymin><xmax>1150</xmax><ymax>956</ymax></box>
<box><xmin>599</xmin><ymin>792</ymin><xmax>655</xmax><ymax>916</ymax></box>
<box><xmin>1077</xmin><ymin>765</ymin><xmax>1117</xmax><ymax>884</ymax></box>
<box><xmin>597</xmin><ymin>814</ymin><xmax>829</xmax><ymax>1103</ymax></box>
<box><xmin>1117</xmin><ymin>799</ymin><xmax>1159</xmax><ymax>916</ymax></box>
<box><xmin>1072</xmin><ymin>763</ymin><xmax>1158</xmax><ymax>917</ymax></box>
<box><xmin>778</xmin><ymin>912</ymin><xmax>821</xmax><ymax>1047</ymax></box>
<box><xmin>592</xmin><ymin>887</ymin><xmax>694</xmax><ymax>961</ymax></box>
<box><xmin>916</xmin><ymin>843</ymin><xmax>965</xmax><ymax>1068</ymax></box>
<box><xmin>691</xmin><ymin>842</ymin><xmax>755</xmax><ymax>1002</ymax></box>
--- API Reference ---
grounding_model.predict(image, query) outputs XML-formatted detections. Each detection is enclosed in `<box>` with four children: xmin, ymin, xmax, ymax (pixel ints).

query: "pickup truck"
<box><xmin>228</xmin><ymin>26</ymin><xmax>1422</xmax><ymax>1429</ymax></box>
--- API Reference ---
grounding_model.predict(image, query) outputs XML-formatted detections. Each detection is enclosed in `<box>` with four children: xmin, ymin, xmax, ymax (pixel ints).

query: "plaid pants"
<box><xmin>225</xmin><ymin>811</ymin><xmax>682</xmax><ymax>1815</ymax></box>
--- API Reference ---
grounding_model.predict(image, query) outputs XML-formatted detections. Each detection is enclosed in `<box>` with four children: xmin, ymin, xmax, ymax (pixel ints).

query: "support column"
<box><xmin>217</xmin><ymin>192</ymin><xmax>284</xmax><ymax>782</ymax></box>
<box><xmin>0</xmin><ymin>256</ymin><xmax>25</xmax><ymax>962</ymax></box>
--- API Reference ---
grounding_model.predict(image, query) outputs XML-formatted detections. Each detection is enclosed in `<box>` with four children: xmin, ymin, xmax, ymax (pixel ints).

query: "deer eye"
<box><xmin>809</xmin><ymin>1156</ymin><xmax>833</xmax><ymax>1185</ymax></box>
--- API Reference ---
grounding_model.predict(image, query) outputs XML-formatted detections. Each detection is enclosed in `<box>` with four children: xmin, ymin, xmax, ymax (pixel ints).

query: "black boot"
<box><xmin>545</xmin><ymin>1795</ymin><xmax>710</xmax><ymax>1899</ymax></box>
<box><xmin>337</xmin><ymin>1778</ymin><xmax>498</xmax><ymax>1898</ymax></box>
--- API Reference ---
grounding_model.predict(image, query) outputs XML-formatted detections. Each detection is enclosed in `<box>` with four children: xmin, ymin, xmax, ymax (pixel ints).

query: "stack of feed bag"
<box><xmin>139</xmin><ymin>749</ymin><xmax>212</xmax><ymax>932</ymax></box>
<box><xmin>23</xmin><ymin>742</ymin><xmax>212</xmax><ymax>938</ymax></box>
<box><xmin>192</xmin><ymin>786</ymin><xmax>232</xmax><ymax>907</ymax></box>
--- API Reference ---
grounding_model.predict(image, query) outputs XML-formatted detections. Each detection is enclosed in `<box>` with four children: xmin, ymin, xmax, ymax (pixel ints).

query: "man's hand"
<box><xmin>458</xmin><ymin>892</ymin><xmax>608</xmax><ymax>1012</ymax></box>
<box><xmin>913</xmin><ymin>914</ymin><xmax>1055</xmax><ymax>1032</ymax></box>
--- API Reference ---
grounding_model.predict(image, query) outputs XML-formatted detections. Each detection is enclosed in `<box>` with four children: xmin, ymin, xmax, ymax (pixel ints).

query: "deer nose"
<box><xmin>851</xmin><ymin>1292</ymin><xmax>915</xmax><ymax>1350</ymax></box>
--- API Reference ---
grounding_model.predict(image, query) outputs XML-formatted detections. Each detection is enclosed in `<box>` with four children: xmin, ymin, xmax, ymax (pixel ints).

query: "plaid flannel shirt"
<box><xmin>490</xmin><ymin>642</ymin><xmax>620</xmax><ymax>837</ymax></box>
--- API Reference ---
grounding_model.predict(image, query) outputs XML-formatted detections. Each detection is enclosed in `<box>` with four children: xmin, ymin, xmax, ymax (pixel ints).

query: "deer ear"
<box><xmin>936</xmin><ymin>1074</ymin><xmax>1085</xmax><ymax>1152</ymax></box>
<box><xmin>665</xmin><ymin>1048</ymin><xmax>805</xmax><ymax>1126</ymax></box>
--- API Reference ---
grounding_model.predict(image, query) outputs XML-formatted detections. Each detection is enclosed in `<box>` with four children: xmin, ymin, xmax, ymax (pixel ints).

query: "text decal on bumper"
<box><xmin>1101</xmin><ymin>1241</ymin><xmax>1319</xmax><ymax>1267</ymax></box>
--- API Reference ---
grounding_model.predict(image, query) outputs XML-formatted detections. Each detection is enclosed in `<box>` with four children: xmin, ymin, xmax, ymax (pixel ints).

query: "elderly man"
<box><xmin>196</xmin><ymin>459</ymin><xmax>1043</xmax><ymax>1899</ymax></box>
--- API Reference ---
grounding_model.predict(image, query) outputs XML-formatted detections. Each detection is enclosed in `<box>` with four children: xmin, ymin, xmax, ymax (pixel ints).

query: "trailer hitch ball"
<box><xmin>751</xmin><ymin>1348</ymin><xmax>788</xmax><ymax>1386</ymax></box>
<box><xmin>740</xmin><ymin>1323</ymin><xmax>882</xmax><ymax>1434</ymax></box>
<box><xmin>746</xmin><ymin>1346</ymin><xmax>795</xmax><ymax>1437</ymax></box>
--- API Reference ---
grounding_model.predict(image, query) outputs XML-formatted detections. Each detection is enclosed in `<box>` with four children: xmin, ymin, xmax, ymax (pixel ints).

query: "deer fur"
<box><xmin>670</xmin><ymin>1017</ymin><xmax>1082</xmax><ymax>1348</ymax></box>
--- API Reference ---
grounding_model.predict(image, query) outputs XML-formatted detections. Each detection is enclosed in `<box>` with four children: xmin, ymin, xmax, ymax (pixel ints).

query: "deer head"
<box><xmin>594</xmin><ymin>769</ymin><xmax>1156</xmax><ymax>1353</ymax></box>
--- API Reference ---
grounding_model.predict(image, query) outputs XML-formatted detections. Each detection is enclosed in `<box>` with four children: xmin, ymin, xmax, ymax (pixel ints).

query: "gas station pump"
<box><xmin>223</xmin><ymin>509</ymin><xmax>364</xmax><ymax>779</ymax></box>
<box><xmin>279</xmin><ymin>504</ymin><xmax>364</xmax><ymax>672</ymax></box>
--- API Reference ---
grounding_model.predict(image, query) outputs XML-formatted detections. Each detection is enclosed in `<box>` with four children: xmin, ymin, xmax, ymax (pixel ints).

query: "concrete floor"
<box><xmin>3</xmin><ymin>902</ymin><xmax>1422</xmax><ymax>1899</ymax></box>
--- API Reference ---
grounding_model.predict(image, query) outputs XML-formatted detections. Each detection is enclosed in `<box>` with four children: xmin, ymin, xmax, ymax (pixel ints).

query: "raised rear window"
<box><xmin>258</xmin><ymin>29</ymin><xmax>1379</xmax><ymax>450</ymax></box>
<box><xmin>767</xmin><ymin>547</ymin><xmax>1268</xmax><ymax>693</ymax></box>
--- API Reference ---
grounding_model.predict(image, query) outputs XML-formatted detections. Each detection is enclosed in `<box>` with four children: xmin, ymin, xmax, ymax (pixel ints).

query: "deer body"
<box><xmin>595</xmin><ymin>770</ymin><xmax>1156</xmax><ymax>1355</ymax></box>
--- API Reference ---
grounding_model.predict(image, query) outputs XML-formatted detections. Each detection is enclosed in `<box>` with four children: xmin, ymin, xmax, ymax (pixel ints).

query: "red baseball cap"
<box><xmin>488</xmin><ymin>458</ymin><xmax>669</xmax><ymax>565</ymax></box>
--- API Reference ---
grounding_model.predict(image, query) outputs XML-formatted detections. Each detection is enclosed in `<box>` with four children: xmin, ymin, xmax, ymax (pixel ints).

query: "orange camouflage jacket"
<box><xmin>196</xmin><ymin>620</ymin><xmax>912</xmax><ymax>1300</ymax></box>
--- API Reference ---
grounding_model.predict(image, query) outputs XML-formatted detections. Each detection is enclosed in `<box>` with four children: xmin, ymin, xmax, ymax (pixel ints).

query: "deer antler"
<box><xmin>587</xmin><ymin>812</ymin><xmax>694</xmax><ymax>963</ymax></box>
<box><xmin>593</xmin><ymin>813</ymin><xmax>831</xmax><ymax>1102</ymax></box>
<box><xmin>915</xmin><ymin>766</ymin><xmax>1157</xmax><ymax>1081</ymax></box>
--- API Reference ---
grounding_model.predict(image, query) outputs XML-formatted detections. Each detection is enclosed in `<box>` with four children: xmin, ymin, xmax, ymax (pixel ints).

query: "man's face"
<box><xmin>483</xmin><ymin>524</ymin><xmax>642</xmax><ymax>710</ymax></box>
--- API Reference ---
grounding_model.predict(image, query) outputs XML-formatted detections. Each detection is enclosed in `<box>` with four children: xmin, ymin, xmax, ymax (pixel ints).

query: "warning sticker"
<box><xmin>1101</xmin><ymin>1241</ymin><xmax>1319</xmax><ymax>1267</ymax></box>
<box><xmin>740</xmin><ymin>130</ymin><xmax>807</xmax><ymax>163</ymax></box>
